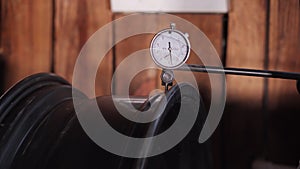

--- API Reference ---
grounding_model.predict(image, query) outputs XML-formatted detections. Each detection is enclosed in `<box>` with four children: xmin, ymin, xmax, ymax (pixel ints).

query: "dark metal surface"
<box><xmin>0</xmin><ymin>73</ymin><xmax>211</xmax><ymax>169</ymax></box>
<box><xmin>0</xmin><ymin>73</ymin><xmax>77</xmax><ymax>169</ymax></box>
<box><xmin>130</xmin><ymin>84</ymin><xmax>211</xmax><ymax>169</ymax></box>
<box><xmin>2</xmin><ymin>65</ymin><xmax>298</xmax><ymax>169</ymax></box>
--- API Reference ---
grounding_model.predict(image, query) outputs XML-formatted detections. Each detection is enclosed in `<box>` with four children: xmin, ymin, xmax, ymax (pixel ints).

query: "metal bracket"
<box><xmin>161</xmin><ymin>69</ymin><xmax>174</xmax><ymax>92</ymax></box>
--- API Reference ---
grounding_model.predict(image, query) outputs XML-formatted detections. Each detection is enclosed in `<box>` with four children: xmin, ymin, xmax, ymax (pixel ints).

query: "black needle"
<box><xmin>168</xmin><ymin>42</ymin><xmax>172</xmax><ymax>64</ymax></box>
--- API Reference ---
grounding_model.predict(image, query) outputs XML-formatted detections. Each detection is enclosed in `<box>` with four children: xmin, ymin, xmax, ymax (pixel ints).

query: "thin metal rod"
<box><xmin>178</xmin><ymin>64</ymin><xmax>300</xmax><ymax>80</ymax></box>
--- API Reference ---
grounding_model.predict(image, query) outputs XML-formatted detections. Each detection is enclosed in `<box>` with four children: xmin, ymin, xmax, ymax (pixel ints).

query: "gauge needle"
<box><xmin>168</xmin><ymin>42</ymin><xmax>172</xmax><ymax>65</ymax></box>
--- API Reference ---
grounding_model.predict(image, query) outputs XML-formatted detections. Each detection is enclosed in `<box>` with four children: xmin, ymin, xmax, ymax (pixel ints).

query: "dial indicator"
<box><xmin>150</xmin><ymin>24</ymin><xmax>191</xmax><ymax>69</ymax></box>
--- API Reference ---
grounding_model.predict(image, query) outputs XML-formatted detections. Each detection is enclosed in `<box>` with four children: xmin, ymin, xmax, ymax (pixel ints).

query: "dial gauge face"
<box><xmin>150</xmin><ymin>29</ymin><xmax>190</xmax><ymax>69</ymax></box>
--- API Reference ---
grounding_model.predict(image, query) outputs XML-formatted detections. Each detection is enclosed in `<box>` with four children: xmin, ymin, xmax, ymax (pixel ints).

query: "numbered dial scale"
<box><xmin>150</xmin><ymin>23</ymin><xmax>191</xmax><ymax>69</ymax></box>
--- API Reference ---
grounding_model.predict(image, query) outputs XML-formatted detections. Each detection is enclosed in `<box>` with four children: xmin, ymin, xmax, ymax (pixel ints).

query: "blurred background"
<box><xmin>0</xmin><ymin>0</ymin><xmax>299</xmax><ymax>168</ymax></box>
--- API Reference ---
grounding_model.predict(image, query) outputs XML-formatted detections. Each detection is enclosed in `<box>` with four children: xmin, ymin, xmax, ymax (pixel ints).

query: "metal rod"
<box><xmin>178</xmin><ymin>64</ymin><xmax>300</xmax><ymax>80</ymax></box>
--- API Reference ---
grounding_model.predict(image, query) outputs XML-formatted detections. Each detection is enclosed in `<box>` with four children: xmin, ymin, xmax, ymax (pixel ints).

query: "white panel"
<box><xmin>111</xmin><ymin>0</ymin><xmax>229</xmax><ymax>13</ymax></box>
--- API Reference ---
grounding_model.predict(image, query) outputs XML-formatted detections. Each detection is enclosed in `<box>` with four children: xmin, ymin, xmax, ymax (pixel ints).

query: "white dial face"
<box><xmin>150</xmin><ymin>29</ymin><xmax>190</xmax><ymax>69</ymax></box>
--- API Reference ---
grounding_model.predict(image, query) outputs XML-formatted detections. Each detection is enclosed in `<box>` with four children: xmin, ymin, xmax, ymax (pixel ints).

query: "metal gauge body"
<box><xmin>150</xmin><ymin>24</ymin><xmax>191</xmax><ymax>69</ymax></box>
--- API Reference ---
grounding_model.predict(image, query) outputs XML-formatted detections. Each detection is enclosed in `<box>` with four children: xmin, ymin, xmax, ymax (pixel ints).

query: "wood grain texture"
<box><xmin>268</xmin><ymin>0</ymin><xmax>300</xmax><ymax>107</ymax></box>
<box><xmin>54</xmin><ymin>0</ymin><xmax>113</xmax><ymax>96</ymax></box>
<box><xmin>266</xmin><ymin>0</ymin><xmax>300</xmax><ymax>165</ymax></box>
<box><xmin>112</xmin><ymin>13</ymin><xmax>160</xmax><ymax>96</ymax></box>
<box><xmin>0</xmin><ymin>0</ymin><xmax>52</xmax><ymax>89</ymax></box>
<box><xmin>226</xmin><ymin>0</ymin><xmax>267</xmax><ymax>103</ymax></box>
<box><xmin>176</xmin><ymin>14</ymin><xmax>223</xmax><ymax>106</ymax></box>
<box><xmin>175</xmin><ymin>14</ymin><xmax>223</xmax><ymax>56</ymax></box>
<box><xmin>224</xmin><ymin>0</ymin><xmax>267</xmax><ymax>168</ymax></box>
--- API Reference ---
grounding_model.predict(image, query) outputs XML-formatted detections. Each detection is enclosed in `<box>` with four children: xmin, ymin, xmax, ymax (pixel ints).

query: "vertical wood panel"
<box><xmin>268</xmin><ymin>0</ymin><xmax>300</xmax><ymax>107</ymax></box>
<box><xmin>176</xmin><ymin>14</ymin><xmax>223</xmax><ymax>106</ymax></box>
<box><xmin>113</xmin><ymin>13</ymin><xmax>160</xmax><ymax>96</ymax></box>
<box><xmin>175</xmin><ymin>14</ymin><xmax>223</xmax><ymax>56</ymax></box>
<box><xmin>225</xmin><ymin>0</ymin><xmax>267</xmax><ymax>168</ymax></box>
<box><xmin>226</xmin><ymin>0</ymin><xmax>267</xmax><ymax>103</ymax></box>
<box><xmin>0</xmin><ymin>0</ymin><xmax>52</xmax><ymax>89</ymax></box>
<box><xmin>267</xmin><ymin>0</ymin><xmax>300</xmax><ymax>165</ymax></box>
<box><xmin>54</xmin><ymin>0</ymin><xmax>113</xmax><ymax>96</ymax></box>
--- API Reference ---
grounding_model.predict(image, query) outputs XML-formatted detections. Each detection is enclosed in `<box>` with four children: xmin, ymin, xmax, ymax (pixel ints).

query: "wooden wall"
<box><xmin>0</xmin><ymin>0</ymin><xmax>299</xmax><ymax>168</ymax></box>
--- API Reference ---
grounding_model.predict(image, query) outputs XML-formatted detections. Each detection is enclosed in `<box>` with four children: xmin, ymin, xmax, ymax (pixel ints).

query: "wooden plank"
<box><xmin>224</xmin><ymin>0</ymin><xmax>268</xmax><ymax>168</ymax></box>
<box><xmin>226</xmin><ymin>0</ymin><xmax>267</xmax><ymax>104</ymax></box>
<box><xmin>176</xmin><ymin>14</ymin><xmax>223</xmax><ymax>107</ymax></box>
<box><xmin>0</xmin><ymin>0</ymin><xmax>52</xmax><ymax>89</ymax></box>
<box><xmin>268</xmin><ymin>0</ymin><xmax>300</xmax><ymax>107</ymax></box>
<box><xmin>175</xmin><ymin>14</ymin><xmax>223</xmax><ymax>56</ymax></box>
<box><xmin>112</xmin><ymin>13</ymin><xmax>159</xmax><ymax>96</ymax></box>
<box><xmin>54</xmin><ymin>0</ymin><xmax>113</xmax><ymax>96</ymax></box>
<box><xmin>266</xmin><ymin>0</ymin><xmax>300</xmax><ymax>165</ymax></box>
